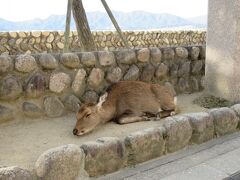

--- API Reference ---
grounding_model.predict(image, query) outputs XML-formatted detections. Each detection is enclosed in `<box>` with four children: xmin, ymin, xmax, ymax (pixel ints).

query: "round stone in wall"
<box><xmin>141</xmin><ymin>64</ymin><xmax>155</xmax><ymax>82</ymax></box>
<box><xmin>175</xmin><ymin>47</ymin><xmax>188</xmax><ymax>59</ymax></box>
<box><xmin>39</xmin><ymin>54</ymin><xmax>58</xmax><ymax>69</ymax></box>
<box><xmin>49</xmin><ymin>72</ymin><xmax>71</xmax><ymax>93</ymax></box>
<box><xmin>60</xmin><ymin>53</ymin><xmax>80</xmax><ymax>68</ymax></box>
<box><xmin>88</xmin><ymin>68</ymin><xmax>105</xmax><ymax>89</ymax></box>
<box><xmin>137</xmin><ymin>48</ymin><xmax>150</xmax><ymax>63</ymax></box>
<box><xmin>191</xmin><ymin>47</ymin><xmax>200</xmax><ymax>60</ymax></box>
<box><xmin>63</xmin><ymin>95</ymin><xmax>81</xmax><ymax>112</ymax></box>
<box><xmin>22</xmin><ymin>102</ymin><xmax>43</xmax><ymax>118</ymax></box>
<box><xmin>98</xmin><ymin>51</ymin><xmax>115</xmax><ymax>67</ymax></box>
<box><xmin>178</xmin><ymin>61</ymin><xmax>191</xmax><ymax>77</ymax></box>
<box><xmin>81</xmin><ymin>52</ymin><xmax>96</xmax><ymax>67</ymax></box>
<box><xmin>31</xmin><ymin>31</ymin><xmax>41</xmax><ymax>38</ymax></box>
<box><xmin>57</xmin><ymin>42</ymin><xmax>64</xmax><ymax>49</ymax></box>
<box><xmin>0</xmin><ymin>75</ymin><xmax>22</xmax><ymax>100</ymax></box>
<box><xmin>43</xmin><ymin>96</ymin><xmax>64</xmax><ymax>117</ymax></box>
<box><xmin>42</xmin><ymin>31</ymin><xmax>50</xmax><ymax>37</ymax></box>
<box><xmin>72</xmin><ymin>69</ymin><xmax>86</xmax><ymax>96</ymax></box>
<box><xmin>178</xmin><ymin>78</ymin><xmax>190</xmax><ymax>93</ymax></box>
<box><xmin>9</xmin><ymin>32</ymin><xmax>17</xmax><ymax>38</ymax></box>
<box><xmin>123</xmin><ymin>65</ymin><xmax>139</xmax><ymax>81</ymax></box>
<box><xmin>192</xmin><ymin>60</ymin><xmax>203</xmax><ymax>74</ymax></box>
<box><xmin>0</xmin><ymin>55</ymin><xmax>13</xmax><ymax>75</ymax></box>
<box><xmin>116</xmin><ymin>49</ymin><xmax>136</xmax><ymax>65</ymax></box>
<box><xmin>47</xmin><ymin>33</ymin><xmax>54</xmax><ymax>43</ymax></box>
<box><xmin>170</xmin><ymin>64</ymin><xmax>178</xmax><ymax>78</ymax></box>
<box><xmin>26</xmin><ymin>74</ymin><xmax>47</xmax><ymax>98</ymax></box>
<box><xmin>150</xmin><ymin>47</ymin><xmax>162</xmax><ymax>66</ymax></box>
<box><xmin>82</xmin><ymin>91</ymin><xmax>99</xmax><ymax>104</ymax></box>
<box><xmin>155</xmin><ymin>63</ymin><xmax>169</xmax><ymax>80</ymax></box>
<box><xmin>106</xmin><ymin>67</ymin><xmax>122</xmax><ymax>83</ymax></box>
<box><xmin>162</xmin><ymin>48</ymin><xmax>175</xmax><ymax>61</ymax></box>
<box><xmin>15</xmin><ymin>54</ymin><xmax>38</xmax><ymax>73</ymax></box>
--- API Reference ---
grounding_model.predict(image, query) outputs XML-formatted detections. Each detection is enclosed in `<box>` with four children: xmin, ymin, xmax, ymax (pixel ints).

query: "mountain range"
<box><xmin>0</xmin><ymin>11</ymin><xmax>207</xmax><ymax>31</ymax></box>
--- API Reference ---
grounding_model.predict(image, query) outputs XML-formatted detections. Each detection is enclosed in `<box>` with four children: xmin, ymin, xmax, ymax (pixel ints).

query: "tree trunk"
<box><xmin>72</xmin><ymin>0</ymin><xmax>96</xmax><ymax>52</ymax></box>
<box><xmin>64</xmin><ymin>0</ymin><xmax>73</xmax><ymax>53</ymax></box>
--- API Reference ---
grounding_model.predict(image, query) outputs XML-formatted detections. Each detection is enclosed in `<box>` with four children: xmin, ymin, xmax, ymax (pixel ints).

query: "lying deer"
<box><xmin>73</xmin><ymin>81</ymin><xmax>177</xmax><ymax>136</ymax></box>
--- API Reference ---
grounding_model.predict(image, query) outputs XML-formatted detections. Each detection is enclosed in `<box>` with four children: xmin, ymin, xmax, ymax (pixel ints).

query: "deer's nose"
<box><xmin>73</xmin><ymin>128</ymin><xmax>78</xmax><ymax>135</ymax></box>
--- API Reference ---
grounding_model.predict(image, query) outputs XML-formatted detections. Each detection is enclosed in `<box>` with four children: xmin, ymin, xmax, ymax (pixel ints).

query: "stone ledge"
<box><xmin>2</xmin><ymin>104</ymin><xmax>240</xmax><ymax>179</ymax></box>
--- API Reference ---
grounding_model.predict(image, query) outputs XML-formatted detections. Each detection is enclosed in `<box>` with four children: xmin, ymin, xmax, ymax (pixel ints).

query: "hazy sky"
<box><xmin>0</xmin><ymin>0</ymin><xmax>208</xmax><ymax>22</ymax></box>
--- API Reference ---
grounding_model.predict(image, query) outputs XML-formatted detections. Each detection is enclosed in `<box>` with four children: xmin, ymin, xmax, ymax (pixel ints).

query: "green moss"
<box><xmin>193</xmin><ymin>95</ymin><xmax>233</xmax><ymax>109</ymax></box>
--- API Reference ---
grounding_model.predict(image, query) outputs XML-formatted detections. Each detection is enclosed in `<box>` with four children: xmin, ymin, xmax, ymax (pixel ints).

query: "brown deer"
<box><xmin>73</xmin><ymin>81</ymin><xmax>177</xmax><ymax>136</ymax></box>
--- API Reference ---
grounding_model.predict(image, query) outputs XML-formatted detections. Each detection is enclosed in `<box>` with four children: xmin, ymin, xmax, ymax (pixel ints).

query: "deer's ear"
<box><xmin>97</xmin><ymin>92</ymin><xmax>108</xmax><ymax>109</ymax></box>
<box><xmin>99</xmin><ymin>93</ymin><xmax>108</xmax><ymax>103</ymax></box>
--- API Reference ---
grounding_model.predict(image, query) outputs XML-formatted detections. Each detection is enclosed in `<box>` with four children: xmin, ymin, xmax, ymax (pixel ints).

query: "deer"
<box><xmin>73</xmin><ymin>81</ymin><xmax>177</xmax><ymax>136</ymax></box>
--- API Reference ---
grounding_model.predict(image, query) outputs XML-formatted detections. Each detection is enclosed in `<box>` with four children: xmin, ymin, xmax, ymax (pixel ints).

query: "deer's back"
<box><xmin>106</xmin><ymin>81</ymin><xmax>174</xmax><ymax>117</ymax></box>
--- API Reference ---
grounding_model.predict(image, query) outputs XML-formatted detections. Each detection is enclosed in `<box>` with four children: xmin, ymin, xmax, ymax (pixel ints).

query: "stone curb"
<box><xmin>124</xmin><ymin>127</ymin><xmax>165</xmax><ymax>165</ymax></box>
<box><xmin>35</xmin><ymin>144</ymin><xmax>85</xmax><ymax>180</ymax></box>
<box><xmin>0</xmin><ymin>166</ymin><xmax>34</xmax><ymax>180</ymax></box>
<box><xmin>81</xmin><ymin>137</ymin><xmax>127</xmax><ymax>177</ymax></box>
<box><xmin>2</xmin><ymin>104</ymin><xmax>240</xmax><ymax>179</ymax></box>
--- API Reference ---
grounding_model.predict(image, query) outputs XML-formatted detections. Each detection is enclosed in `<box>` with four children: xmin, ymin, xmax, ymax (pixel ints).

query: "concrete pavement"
<box><xmin>97</xmin><ymin>132</ymin><xmax>240</xmax><ymax>180</ymax></box>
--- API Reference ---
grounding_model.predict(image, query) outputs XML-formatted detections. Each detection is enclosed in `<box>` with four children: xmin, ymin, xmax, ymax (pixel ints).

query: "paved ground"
<box><xmin>0</xmin><ymin>92</ymin><xmax>206</xmax><ymax>170</ymax></box>
<box><xmin>97</xmin><ymin>132</ymin><xmax>240</xmax><ymax>180</ymax></box>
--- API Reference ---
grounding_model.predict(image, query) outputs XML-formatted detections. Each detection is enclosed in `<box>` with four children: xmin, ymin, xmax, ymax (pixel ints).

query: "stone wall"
<box><xmin>0</xmin><ymin>46</ymin><xmax>205</xmax><ymax>122</ymax></box>
<box><xmin>1</xmin><ymin>104</ymin><xmax>240</xmax><ymax>179</ymax></box>
<box><xmin>0</xmin><ymin>30</ymin><xmax>206</xmax><ymax>55</ymax></box>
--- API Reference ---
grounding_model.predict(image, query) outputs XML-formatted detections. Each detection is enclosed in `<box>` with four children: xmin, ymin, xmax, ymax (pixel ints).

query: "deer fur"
<box><xmin>73</xmin><ymin>81</ymin><xmax>177</xmax><ymax>136</ymax></box>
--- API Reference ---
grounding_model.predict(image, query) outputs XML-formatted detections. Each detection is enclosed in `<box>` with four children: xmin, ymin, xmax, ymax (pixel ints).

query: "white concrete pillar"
<box><xmin>206</xmin><ymin>0</ymin><xmax>240</xmax><ymax>102</ymax></box>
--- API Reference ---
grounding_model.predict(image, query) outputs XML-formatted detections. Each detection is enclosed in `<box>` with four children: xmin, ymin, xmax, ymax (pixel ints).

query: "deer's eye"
<box><xmin>86</xmin><ymin>114</ymin><xmax>91</xmax><ymax>118</ymax></box>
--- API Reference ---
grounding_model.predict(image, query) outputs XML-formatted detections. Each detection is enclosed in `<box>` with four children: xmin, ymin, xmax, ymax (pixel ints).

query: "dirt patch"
<box><xmin>0</xmin><ymin>92</ymin><xmax>206</xmax><ymax>170</ymax></box>
<box><xmin>193</xmin><ymin>94</ymin><xmax>234</xmax><ymax>109</ymax></box>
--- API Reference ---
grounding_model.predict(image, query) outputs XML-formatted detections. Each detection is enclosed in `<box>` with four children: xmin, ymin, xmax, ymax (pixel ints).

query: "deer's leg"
<box><xmin>116</xmin><ymin>110</ymin><xmax>149</xmax><ymax>124</ymax></box>
<box><xmin>159</xmin><ymin>110</ymin><xmax>176</xmax><ymax>118</ymax></box>
<box><xmin>117</xmin><ymin>115</ymin><xmax>149</xmax><ymax>124</ymax></box>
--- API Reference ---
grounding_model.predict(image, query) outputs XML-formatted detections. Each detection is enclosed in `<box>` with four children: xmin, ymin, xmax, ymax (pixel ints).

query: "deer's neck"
<box><xmin>97</xmin><ymin>101</ymin><xmax>116</xmax><ymax>123</ymax></box>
